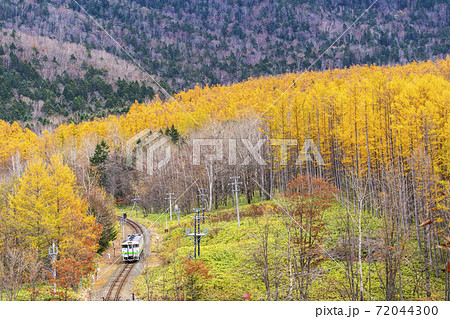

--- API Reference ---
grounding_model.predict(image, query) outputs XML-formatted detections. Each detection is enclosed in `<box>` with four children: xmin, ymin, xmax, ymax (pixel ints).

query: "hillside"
<box><xmin>0</xmin><ymin>0</ymin><xmax>449</xmax><ymax>305</ymax></box>
<box><xmin>0</xmin><ymin>29</ymin><xmax>159</xmax><ymax>126</ymax></box>
<box><xmin>132</xmin><ymin>199</ymin><xmax>447</xmax><ymax>301</ymax></box>
<box><xmin>0</xmin><ymin>0</ymin><xmax>448</xmax><ymax>91</ymax></box>
<box><xmin>0</xmin><ymin>58</ymin><xmax>449</xmax><ymax>301</ymax></box>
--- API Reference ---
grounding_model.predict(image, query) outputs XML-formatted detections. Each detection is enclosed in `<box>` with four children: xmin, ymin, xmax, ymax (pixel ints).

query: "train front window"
<box><xmin>122</xmin><ymin>244</ymin><xmax>127</xmax><ymax>249</ymax></box>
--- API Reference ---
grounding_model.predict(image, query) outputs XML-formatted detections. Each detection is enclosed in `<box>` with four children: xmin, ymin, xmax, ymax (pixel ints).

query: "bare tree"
<box><xmin>247</xmin><ymin>223</ymin><xmax>273</xmax><ymax>300</ymax></box>
<box><xmin>25</xmin><ymin>251</ymin><xmax>43</xmax><ymax>301</ymax></box>
<box><xmin>0</xmin><ymin>249</ymin><xmax>28</xmax><ymax>301</ymax></box>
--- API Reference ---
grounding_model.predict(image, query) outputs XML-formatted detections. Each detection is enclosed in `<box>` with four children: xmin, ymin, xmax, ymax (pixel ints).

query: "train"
<box><xmin>121</xmin><ymin>234</ymin><xmax>144</xmax><ymax>262</ymax></box>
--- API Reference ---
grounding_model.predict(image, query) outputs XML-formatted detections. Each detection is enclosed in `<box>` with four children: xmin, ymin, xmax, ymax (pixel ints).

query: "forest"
<box><xmin>0</xmin><ymin>0</ymin><xmax>448</xmax><ymax>90</ymax></box>
<box><xmin>0</xmin><ymin>36</ymin><xmax>156</xmax><ymax>124</ymax></box>
<box><xmin>0</xmin><ymin>57</ymin><xmax>449</xmax><ymax>300</ymax></box>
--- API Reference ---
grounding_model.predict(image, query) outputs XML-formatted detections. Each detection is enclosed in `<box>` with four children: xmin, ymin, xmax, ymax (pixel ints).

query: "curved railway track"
<box><xmin>104</xmin><ymin>217</ymin><xmax>144</xmax><ymax>301</ymax></box>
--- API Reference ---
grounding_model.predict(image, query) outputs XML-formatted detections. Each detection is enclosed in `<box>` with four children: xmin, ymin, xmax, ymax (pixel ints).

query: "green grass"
<box><xmin>0</xmin><ymin>282</ymin><xmax>82</xmax><ymax>301</ymax></box>
<box><xmin>129</xmin><ymin>200</ymin><xmax>447</xmax><ymax>301</ymax></box>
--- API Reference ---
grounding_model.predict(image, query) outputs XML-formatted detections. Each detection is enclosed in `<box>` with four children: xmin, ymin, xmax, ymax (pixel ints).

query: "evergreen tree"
<box><xmin>90</xmin><ymin>140</ymin><xmax>109</xmax><ymax>166</ymax></box>
<box><xmin>90</xmin><ymin>140</ymin><xmax>110</xmax><ymax>187</ymax></box>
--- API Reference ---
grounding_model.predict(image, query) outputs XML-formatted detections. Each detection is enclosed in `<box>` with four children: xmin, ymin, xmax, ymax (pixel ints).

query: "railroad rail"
<box><xmin>127</xmin><ymin>218</ymin><xmax>143</xmax><ymax>234</ymax></box>
<box><xmin>104</xmin><ymin>217</ymin><xmax>144</xmax><ymax>301</ymax></box>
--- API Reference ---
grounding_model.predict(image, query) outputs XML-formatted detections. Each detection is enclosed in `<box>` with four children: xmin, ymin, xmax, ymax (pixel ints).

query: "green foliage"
<box><xmin>0</xmin><ymin>1</ymin><xmax>445</xmax><ymax>92</ymax></box>
<box><xmin>86</xmin><ymin>187</ymin><xmax>119</xmax><ymax>254</ymax></box>
<box><xmin>164</xmin><ymin>124</ymin><xmax>182</xmax><ymax>143</ymax></box>
<box><xmin>132</xmin><ymin>194</ymin><xmax>449</xmax><ymax>300</ymax></box>
<box><xmin>90</xmin><ymin>140</ymin><xmax>109</xmax><ymax>166</ymax></box>
<box><xmin>0</xmin><ymin>48</ymin><xmax>155</xmax><ymax>123</ymax></box>
<box><xmin>89</xmin><ymin>140</ymin><xmax>110</xmax><ymax>187</ymax></box>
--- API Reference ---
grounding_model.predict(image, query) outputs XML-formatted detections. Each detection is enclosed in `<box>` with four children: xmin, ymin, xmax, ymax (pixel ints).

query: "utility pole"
<box><xmin>121</xmin><ymin>213</ymin><xmax>127</xmax><ymax>241</ymax></box>
<box><xmin>193</xmin><ymin>211</ymin><xmax>197</xmax><ymax>257</ymax></box>
<box><xmin>165</xmin><ymin>193</ymin><xmax>175</xmax><ymax>220</ymax></box>
<box><xmin>197</xmin><ymin>188</ymin><xmax>207</xmax><ymax>223</ymax></box>
<box><xmin>229</xmin><ymin>176</ymin><xmax>242</xmax><ymax>227</ymax></box>
<box><xmin>175</xmin><ymin>204</ymin><xmax>181</xmax><ymax>226</ymax></box>
<box><xmin>195</xmin><ymin>211</ymin><xmax>200</xmax><ymax>257</ymax></box>
<box><xmin>186</xmin><ymin>208</ymin><xmax>208</xmax><ymax>258</ymax></box>
<box><xmin>48</xmin><ymin>241</ymin><xmax>58</xmax><ymax>297</ymax></box>
<box><xmin>130</xmin><ymin>194</ymin><xmax>140</xmax><ymax>218</ymax></box>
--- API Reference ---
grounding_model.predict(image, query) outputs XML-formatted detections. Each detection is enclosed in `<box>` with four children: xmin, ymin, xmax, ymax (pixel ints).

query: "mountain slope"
<box><xmin>0</xmin><ymin>29</ymin><xmax>157</xmax><ymax>125</ymax></box>
<box><xmin>0</xmin><ymin>0</ymin><xmax>448</xmax><ymax>91</ymax></box>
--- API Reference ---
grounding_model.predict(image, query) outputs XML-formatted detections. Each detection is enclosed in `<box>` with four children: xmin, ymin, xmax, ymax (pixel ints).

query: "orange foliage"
<box><xmin>55</xmin><ymin>257</ymin><xmax>83</xmax><ymax>300</ymax></box>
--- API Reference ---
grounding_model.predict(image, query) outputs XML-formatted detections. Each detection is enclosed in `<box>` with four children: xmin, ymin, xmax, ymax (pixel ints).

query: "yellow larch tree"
<box><xmin>8</xmin><ymin>156</ymin><xmax>101</xmax><ymax>265</ymax></box>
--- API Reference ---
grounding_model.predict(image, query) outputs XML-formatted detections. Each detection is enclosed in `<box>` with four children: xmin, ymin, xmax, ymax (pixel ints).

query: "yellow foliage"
<box><xmin>8</xmin><ymin>156</ymin><xmax>101</xmax><ymax>262</ymax></box>
<box><xmin>0</xmin><ymin>57</ymin><xmax>448</xmax><ymax>178</ymax></box>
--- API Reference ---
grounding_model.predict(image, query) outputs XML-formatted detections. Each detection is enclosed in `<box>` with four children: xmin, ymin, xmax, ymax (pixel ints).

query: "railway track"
<box><xmin>126</xmin><ymin>218</ymin><xmax>143</xmax><ymax>234</ymax></box>
<box><xmin>104</xmin><ymin>217</ymin><xmax>144</xmax><ymax>301</ymax></box>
